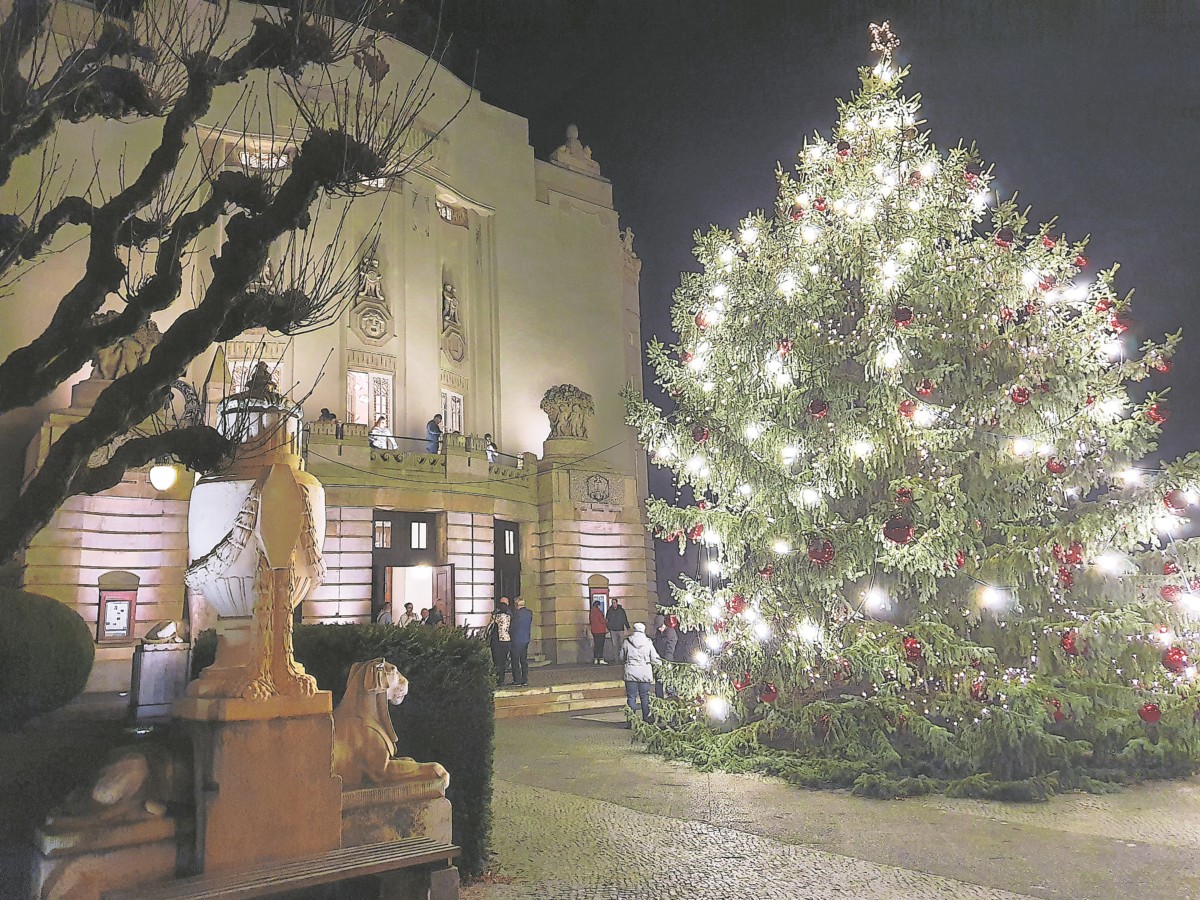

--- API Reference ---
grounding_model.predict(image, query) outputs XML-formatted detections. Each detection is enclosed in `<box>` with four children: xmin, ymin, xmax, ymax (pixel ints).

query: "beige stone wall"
<box><xmin>307</xmin><ymin>505</ymin><xmax>373</xmax><ymax>622</ymax></box>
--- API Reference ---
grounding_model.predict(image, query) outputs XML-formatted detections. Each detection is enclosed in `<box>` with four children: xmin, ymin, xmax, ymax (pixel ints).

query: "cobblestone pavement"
<box><xmin>462</xmin><ymin>709</ymin><xmax>1200</xmax><ymax>899</ymax></box>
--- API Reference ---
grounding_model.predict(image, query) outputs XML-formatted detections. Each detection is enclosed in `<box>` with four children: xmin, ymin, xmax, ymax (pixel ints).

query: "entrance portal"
<box><xmin>380</xmin><ymin>564</ymin><xmax>454</xmax><ymax>624</ymax></box>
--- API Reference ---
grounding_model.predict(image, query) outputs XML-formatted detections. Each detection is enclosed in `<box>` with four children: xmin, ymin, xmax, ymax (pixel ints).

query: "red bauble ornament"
<box><xmin>789</xmin><ymin>203</ymin><xmax>804</xmax><ymax>221</ymax></box>
<box><xmin>807</xmin><ymin>539</ymin><xmax>835</xmax><ymax>566</ymax></box>
<box><xmin>1057</xmin><ymin>566</ymin><xmax>1074</xmax><ymax>590</ymax></box>
<box><xmin>1095</xmin><ymin>296</ymin><xmax>1114</xmax><ymax>312</ymax></box>
<box><xmin>899</xmin><ymin>399</ymin><xmax>917</xmax><ymax>419</ymax></box>
<box><xmin>999</xmin><ymin>306</ymin><xmax>1015</xmax><ymax>324</ymax></box>
<box><xmin>726</xmin><ymin>593</ymin><xmax>747</xmax><ymax>616</ymax></box>
<box><xmin>970</xmin><ymin>678</ymin><xmax>987</xmax><ymax>702</ymax></box>
<box><xmin>1058</xmin><ymin>541</ymin><xmax>1085</xmax><ymax>565</ymax></box>
<box><xmin>1046</xmin><ymin>458</ymin><xmax>1067</xmax><ymax>476</ymax></box>
<box><xmin>994</xmin><ymin>227</ymin><xmax>1015</xmax><ymax>248</ymax></box>
<box><xmin>1109</xmin><ymin>315</ymin><xmax>1130</xmax><ymax>334</ymax></box>
<box><xmin>1164</xmin><ymin>647</ymin><xmax>1189</xmax><ymax>675</ymax></box>
<box><xmin>955</xmin><ymin>550</ymin><xmax>967</xmax><ymax>569</ymax></box>
<box><xmin>1164</xmin><ymin>561</ymin><xmax>1181</xmax><ymax>576</ymax></box>
<box><xmin>777</xmin><ymin>338</ymin><xmax>793</xmax><ymax>356</ymax></box>
<box><xmin>697</xmin><ymin>500</ymin><xmax>709</xmax><ymax>510</ymax></box>
<box><xmin>813</xmin><ymin>197</ymin><xmax>827</xmax><ymax>212</ymax></box>
<box><xmin>896</xmin><ymin>487</ymin><xmax>914</xmax><ymax>505</ymax></box>
<box><xmin>836</xmin><ymin>139</ymin><xmax>851</xmax><ymax>157</ymax></box>
<box><xmin>1039</xmin><ymin>275</ymin><xmax>1056</xmax><ymax>292</ymax></box>
<box><xmin>964</xmin><ymin>162</ymin><xmax>982</xmax><ymax>183</ymax></box>
<box><xmin>1164</xmin><ymin>489</ymin><xmax>1188</xmax><ymax>513</ymax></box>
<box><xmin>893</xmin><ymin>306</ymin><xmax>914</xmax><ymax>327</ymax></box>
<box><xmin>1153</xmin><ymin>357</ymin><xmax>1173</xmax><ymax>374</ymax></box>
<box><xmin>1041</xmin><ymin>235</ymin><xmax>1056</xmax><ymax>249</ymax></box>
<box><xmin>1010</xmin><ymin>386</ymin><xmax>1031</xmax><ymax>405</ymax></box>
<box><xmin>807</xmin><ymin>398</ymin><xmax>829</xmax><ymax>419</ymax></box>
<box><xmin>695</xmin><ymin>310</ymin><xmax>709</xmax><ymax>330</ymax></box>
<box><xmin>733</xmin><ymin>672</ymin><xmax>752</xmax><ymax>691</ymax></box>
<box><xmin>1139</xmin><ymin>702</ymin><xmax>1162</xmax><ymax>724</ymax></box>
<box><xmin>883</xmin><ymin>514</ymin><xmax>914</xmax><ymax>545</ymax></box>
<box><xmin>902</xmin><ymin>636</ymin><xmax>923</xmax><ymax>663</ymax></box>
<box><xmin>1047</xmin><ymin>698</ymin><xmax>1065</xmax><ymax>723</ymax></box>
<box><xmin>1038</xmin><ymin>381</ymin><xmax>1052</xmax><ymax>394</ymax></box>
<box><xmin>759</xmin><ymin>683</ymin><xmax>778</xmax><ymax>704</ymax></box>
<box><xmin>916</xmin><ymin>378</ymin><xmax>935</xmax><ymax>397</ymax></box>
<box><xmin>692</xmin><ymin>425</ymin><xmax>710</xmax><ymax>444</ymax></box>
<box><xmin>688</xmin><ymin>523</ymin><xmax>704</xmax><ymax>541</ymax></box>
<box><xmin>1161</xmin><ymin>584</ymin><xmax>1182</xmax><ymax>604</ymax></box>
<box><xmin>1074</xmin><ymin>254</ymin><xmax>1088</xmax><ymax>268</ymax></box>
<box><xmin>1147</xmin><ymin>402</ymin><xmax>1170</xmax><ymax>424</ymax></box>
<box><xmin>758</xmin><ymin>564</ymin><xmax>774</xmax><ymax>579</ymax></box>
<box><xmin>681</xmin><ymin>351</ymin><xmax>694</xmax><ymax>363</ymax></box>
<box><xmin>1061</xmin><ymin>631</ymin><xmax>1079</xmax><ymax>656</ymax></box>
<box><xmin>666</xmin><ymin>530</ymin><xmax>683</xmax><ymax>543</ymax></box>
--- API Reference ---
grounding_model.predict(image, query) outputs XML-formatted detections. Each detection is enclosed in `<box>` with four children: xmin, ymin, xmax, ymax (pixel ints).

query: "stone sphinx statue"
<box><xmin>89</xmin><ymin>311</ymin><xmax>163</xmax><ymax>380</ymax></box>
<box><xmin>333</xmin><ymin>659</ymin><xmax>450</xmax><ymax>790</ymax></box>
<box><xmin>540</xmin><ymin>383</ymin><xmax>595</xmax><ymax>440</ymax></box>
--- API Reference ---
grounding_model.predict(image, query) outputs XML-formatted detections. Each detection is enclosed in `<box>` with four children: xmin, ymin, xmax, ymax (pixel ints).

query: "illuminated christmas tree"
<box><xmin>625</xmin><ymin>23</ymin><xmax>1200</xmax><ymax>797</ymax></box>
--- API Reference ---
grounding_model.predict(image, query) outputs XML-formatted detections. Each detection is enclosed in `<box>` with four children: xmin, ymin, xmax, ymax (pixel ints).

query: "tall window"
<box><xmin>348</xmin><ymin>370</ymin><xmax>393</xmax><ymax>426</ymax></box>
<box><xmin>440</xmin><ymin>389</ymin><xmax>464</xmax><ymax>434</ymax></box>
<box><xmin>410</xmin><ymin>521</ymin><xmax>428</xmax><ymax>550</ymax></box>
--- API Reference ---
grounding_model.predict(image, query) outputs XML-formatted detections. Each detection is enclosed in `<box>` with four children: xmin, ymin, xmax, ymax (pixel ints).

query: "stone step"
<box><xmin>494</xmin><ymin>680</ymin><xmax>625</xmax><ymax>719</ymax></box>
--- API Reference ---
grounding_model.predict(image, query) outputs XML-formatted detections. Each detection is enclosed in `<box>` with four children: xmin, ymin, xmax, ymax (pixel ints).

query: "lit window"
<box><xmin>505</xmin><ymin>529</ymin><xmax>515</xmax><ymax>555</ymax></box>
<box><xmin>374</xmin><ymin>521</ymin><xmax>391</xmax><ymax>549</ymax></box>
<box><xmin>347</xmin><ymin>369</ymin><xmax>393</xmax><ymax>426</ymax></box>
<box><xmin>411</xmin><ymin>521</ymin><xmax>428</xmax><ymax>550</ymax></box>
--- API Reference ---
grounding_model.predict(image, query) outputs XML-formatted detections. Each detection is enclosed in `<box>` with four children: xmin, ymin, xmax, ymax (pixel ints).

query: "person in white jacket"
<box><xmin>621</xmin><ymin>622</ymin><xmax>661</xmax><ymax>725</ymax></box>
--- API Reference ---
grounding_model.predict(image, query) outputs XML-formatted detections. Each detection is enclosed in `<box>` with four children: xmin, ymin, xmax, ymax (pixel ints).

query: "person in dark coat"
<box><xmin>425</xmin><ymin>414</ymin><xmax>443</xmax><ymax>453</ymax></box>
<box><xmin>652</xmin><ymin>613</ymin><xmax>678</xmax><ymax>698</ymax></box>
<box><xmin>605</xmin><ymin>598</ymin><xmax>630</xmax><ymax>664</ymax></box>
<box><xmin>589</xmin><ymin>600</ymin><xmax>608</xmax><ymax>665</ymax></box>
<box><xmin>426</xmin><ymin>605</ymin><xmax>445</xmax><ymax>627</ymax></box>
<box><xmin>509</xmin><ymin>598</ymin><xmax>533</xmax><ymax>686</ymax></box>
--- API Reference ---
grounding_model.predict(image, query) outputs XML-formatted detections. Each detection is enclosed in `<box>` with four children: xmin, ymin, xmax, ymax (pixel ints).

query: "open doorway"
<box><xmin>380</xmin><ymin>564</ymin><xmax>454</xmax><ymax>624</ymax></box>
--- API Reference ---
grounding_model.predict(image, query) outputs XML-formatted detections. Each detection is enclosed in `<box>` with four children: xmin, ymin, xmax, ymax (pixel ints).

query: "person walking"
<box><xmin>605</xmin><ymin>597</ymin><xmax>630</xmax><ymax>663</ymax></box>
<box><xmin>425</xmin><ymin>413</ymin><xmax>443</xmax><ymax>453</ymax></box>
<box><xmin>652</xmin><ymin>613</ymin><xmax>678</xmax><ymax>698</ymax></box>
<box><xmin>621</xmin><ymin>622</ymin><xmax>661</xmax><ymax>725</ymax></box>
<box><xmin>589</xmin><ymin>600</ymin><xmax>608</xmax><ymax>665</ymax></box>
<box><xmin>397</xmin><ymin>602</ymin><xmax>420</xmax><ymax>627</ymax></box>
<box><xmin>510</xmin><ymin>598</ymin><xmax>533</xmax><ymax>686</ymax></box>
<box><xmin>488</xmin><ymin>599</ymin><xmax>513</xmax><ymax>686</ymax></box>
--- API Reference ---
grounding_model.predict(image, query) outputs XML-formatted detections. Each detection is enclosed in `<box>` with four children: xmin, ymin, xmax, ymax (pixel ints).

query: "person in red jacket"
<box><xmin>588</xmin><ymin>600</ymin><xmax>609</xmax><ymax>665</ymax></box>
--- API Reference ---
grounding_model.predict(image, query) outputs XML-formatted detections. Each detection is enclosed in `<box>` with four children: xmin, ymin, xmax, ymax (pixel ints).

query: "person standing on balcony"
<box><xmin>510</xmin><ymin>598</ymin><xmax>533</xmax><ymax>686</ymax></box>
<box><xmin>484</xmin><ymin>433</ymin><xmax>498</xmax><ymax>463</ymax></box>
<box><xmin>425</xmin><ymin>413</ymin><xmax>443</xmax><ymax>453</ymax></box>
<box><xmin>369</xmin><ymin>416</ymin><xmax>397</xmax><ymax>450</ymax></box>
<box><xmin>605</xmin><ymin>597</ymin><xmax>630</xmax><ymax>663</ymax></box>
<box><xmin>589</xmin><ymin>600</ymin><xmax>609</xmax><ymax>665</ymax></box>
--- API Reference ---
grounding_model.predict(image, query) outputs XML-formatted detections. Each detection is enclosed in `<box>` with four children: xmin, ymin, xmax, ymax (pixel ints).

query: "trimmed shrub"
<box><xmin>193</xmin><ymin>623</ymin><xmax>493</xmax><ymax>877</ymax></box>
<box><xmin>0</xmin><ymin>589</ymin><xmax>94</xmax><ymax>728</ymax></box>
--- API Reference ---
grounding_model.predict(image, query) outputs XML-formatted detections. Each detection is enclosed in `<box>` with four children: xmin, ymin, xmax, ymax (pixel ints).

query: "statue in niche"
<box><xmin>242</xmin><ymin>360</ymin><xmax>280</xmax><ymax>400</ymax></box>
<box><xmin>620</xmin><ymin>226</ymin><xmax>637</xmax><ymax>258</ymax></box>
<box><xmin>89</xmin><ymin>311</ymin><xmax>163</xmax><ymax>380</ymax></box>
<box><xmin>540</xmin><ymin>384</ymin><xmax>594</xmax><ymax>440</ymax></box>
<box><xmin>333</xmin><ymin>659</ymin><xmax>450</xmax><ymax>789</ymax></box>
<box><xmin>441</xmin><ymin>282</ymin><xmax>460</xmax><ymax>330</ymax></box>
<box><xmin>358</xmin><ymin>251</ymin><xmax>385</xmax><ymax>301</ymax></box>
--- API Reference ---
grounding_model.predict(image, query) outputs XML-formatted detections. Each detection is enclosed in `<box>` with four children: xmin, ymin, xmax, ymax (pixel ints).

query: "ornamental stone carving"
<box><xmin>550</xmin><ymin>124</ymin><xmax>602</xmax><ymax>177</ymax></box>
<box><xmin>440</xmin><ymin>280</ymin><xmax>466</xmax><ymax>364</ymax></box>
<box><xmin>350</xmin><ymin>248</ymin><xmax>393</xmax><ymax>346</ymax></box>
<box><xmin>333</xmin><ymin>659</ymin><xmax>450</xmax><ymax>789</ymax></box>
<box><xmin>569</xmin><ymin>470</ymin><xmax>625</xmax><ymax>506</ymax></box>
<box><xmin>541</xmin><ymin>384</ymin><xmax>594</xmax><ymax>439</ymax></box>
<box><xmin>89</xmin><ymin>312</ymin><xmax>162</xmax><ymax>380</ymax></box>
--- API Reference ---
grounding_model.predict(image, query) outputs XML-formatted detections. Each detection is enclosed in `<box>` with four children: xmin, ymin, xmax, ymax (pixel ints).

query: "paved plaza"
<box><xmin>464</xmin><ymin>708</ymin><xmax>1200</xmax><ymax>899</ymax></box>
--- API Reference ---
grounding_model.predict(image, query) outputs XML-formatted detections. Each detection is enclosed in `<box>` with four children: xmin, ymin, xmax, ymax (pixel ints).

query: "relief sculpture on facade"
<box><xmin>541</xmin><ymin>383</ymin><xmax>594</xmax><ymax>439</ymax></box>
<box><xmin>350</xmin><ymin>247</ymin><xmax>393</xmax><ymax>347</ymax></box>
<box><xmin>440</xmin><ymin>278</ymin><xmax>466</xmax><ymax>364</ymax></box>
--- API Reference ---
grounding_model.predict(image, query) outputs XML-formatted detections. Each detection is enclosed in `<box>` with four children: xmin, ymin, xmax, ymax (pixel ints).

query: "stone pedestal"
<box><xmin>341</xmin><ymin>777</ymin><xmax>452</xmax><ymax>848</ymax></box>
<box><xmin>30</xmin><ymin>817</ymin><xmax>184</xmax><ymax>900</ymax></box>
<box><xmin>174</xmin><ymin>692</ymin><xmax>342</xmax><ymax>874</ymax></box>
<box><xmin>130</xmin><ymin>643</ymin><xmax>191</xmax><ymax>719</ymax></box>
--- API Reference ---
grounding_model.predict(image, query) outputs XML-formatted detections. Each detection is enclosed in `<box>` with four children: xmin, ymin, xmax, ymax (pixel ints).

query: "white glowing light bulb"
<box><xmin>1011</xmin><ymin>438</ymin><xmax>1034</xmax><ymax>458</ymax></box>
<box><xmin>688</xmin><ymin>356</ymin><xmax>707</xmax><ymax>372</ymax></box>
<box><xmin>800</xmin><ymin>488</ymin><xmax>821</xmax><ymax>507</ymax></box>
<box><xmin>1021</xmin><ymin>269</ymin><xmax>1040</xmax><ymax>288</ymax></box>
<box><xmin>707</xmin><ymin>560</ymin><xmax>724</xmax><ymax>576</ymax></box>
<box><xmin>718</xmin><ymin>248</ymin><xmax>735</xmax><ymax>266</ymax></box>
<box><xmin>704</xmin><ymin>633</ymin><xmax>723</xmax><ymax>651</ymax></box>
<box><xmin>808</xmin><ymin>144</ymin><xmax>825</xmax><ymax>161</ymax></box>
<box><xmin>149</xmin><ymin>464</ymin><xmax>178</xmax><ymax>492</ymax></box>
<box><xmin>777</xmin><ymin>273</ymin><xmax>797</xmax><ymax>295</ymax></box>
<box><xmin>801</xmin><ymin>224</ymin><xmax>820</xmax><ymax>244</ymax></box>
<box><xmin>781</xmin><ymin>446</ymin><xmax>799</xmax><ymax>465</ymax></box>
<box><xmin>865</xmin><ymin>587</ymin><xmax>890</xmax><ymax>612</ymax></box>
<box><xmin>1096</xmin><ymin>551</ymin><xmax>1125</xmax><ymax>575</ymax></box>
<box><xmin>686</xmin><ymin>455</ymin><xmax>705</xmax><ymax>474</ymax></box>
<box><xmin>737</xmin><ymin>483</ymin><xmax>752</xmax><ymax>498</ymax></box>
<box><xmin>744</xmin><ymin>422</ymin><xmax>762</xmax><ymax>441</ymax></box>
<box><xmin>773</xmin><ymin>539</ymin><xmax>792</xmax><ymax>555</ymax></box>
<box><xmin>913</xmin><ymin>406</ymin><xmax>935</xmax><ymax>427</ymax></box>
<box><xmin>879</xmin><ymin>345</ymin><xmax>903</xmax><ymax>369</ymax></box>
<box><xmin>1101</xmin><ymin>339</ymin><xmax>1123</xmax><ymax>359</ymax></box>
<box><xmin>702</xmin><ymin>381</ymin><xmax>715</xmax><ymax>393</ymax></box>
<box><xmin>981</xmin><ymin>586</ymin><xmax>1006</xmax><ymax>610</ymax></box>
<box><xmin>740</xmin><ymin>226</ymin><xmax>759</xmax><ymax>245</ymax></box>
<box><xmin>753</xmin><ymin>620</ymin><xmax>771</xmax><ymax>641</ymax></box>
<box><xmin>919</xmin><ymin>159</ymin><xmax>938</xmax><ymax>179</ymax></box>
<box><xmin>694</xmin><ymin>650</ymin><xmax>711</xmax><ymax>667</ymax></box>
<box><xmin>796</xmin><ymin>619</ymin><xmax>821</xmax><ymax>644</ymax></box>
<box><xmin>1119</xmin><ymin>467</ymin><xmax>1141</xmax><ymax>484</ymax></box>
<box><xmin>774</xmin><ymin>371</ymin><xmax>793</xmax><ymax>388</ymax></box>
<box><xmin>851</xmin><ymin>439</ymin><xmax>874</xmax><ymax>459</ymax></box>
<box><xmin>706</xmin><ymin>696</ymin><xmax>730</xmax><ymax>720</ymax></box>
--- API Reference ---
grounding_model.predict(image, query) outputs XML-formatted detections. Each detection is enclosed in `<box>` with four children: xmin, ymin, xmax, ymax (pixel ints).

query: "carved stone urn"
<box><xmin>185</xmin><ymin>363</ymin><xmax>325</xmax><ymax>701</ymax></box>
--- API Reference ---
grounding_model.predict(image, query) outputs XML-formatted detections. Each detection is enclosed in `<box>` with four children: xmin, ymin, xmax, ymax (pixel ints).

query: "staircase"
<box><xmin>493</xmin><ymin>678</ymin><xmax>625</xmax><ymax>719</ymax></box>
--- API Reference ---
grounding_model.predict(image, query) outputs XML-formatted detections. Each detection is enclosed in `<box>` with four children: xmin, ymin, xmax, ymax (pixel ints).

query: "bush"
<box><xmin>0</xmin><ymin>589</ymin><xmax>94</xmax><ymax>728</ymax></box>
<box><xmin>193</xmin><ymin>623</ymin><xmax>494</xmax><ymax>877</ymax></box>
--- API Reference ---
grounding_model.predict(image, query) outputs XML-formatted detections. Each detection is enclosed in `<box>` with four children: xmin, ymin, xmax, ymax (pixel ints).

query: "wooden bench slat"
<box><xmin>103</xmin><ymin>839</ymin><xmax>459</xmax><ymax>900</ymax></box>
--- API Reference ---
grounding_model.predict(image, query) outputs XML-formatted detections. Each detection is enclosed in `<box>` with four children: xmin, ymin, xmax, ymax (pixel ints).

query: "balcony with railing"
<box><xmin>302</xmin><ymin>421</ymin><xmax>538</xmax><ymax>504</ymax></box>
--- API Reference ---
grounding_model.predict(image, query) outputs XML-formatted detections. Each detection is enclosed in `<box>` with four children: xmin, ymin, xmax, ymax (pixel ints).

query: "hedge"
<box><xmin>0</xmin><ymin>588</ymin><xmax>94</xmax><ymax>728</ymax></box>
<box><xmin>194</xmin><ymin>624</ymin><xmax>493</xmax><ymax>877</ymax></box>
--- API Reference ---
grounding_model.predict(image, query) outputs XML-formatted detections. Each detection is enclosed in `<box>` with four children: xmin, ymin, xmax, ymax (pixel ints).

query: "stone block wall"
<box><xmin>446</xmin><ymin>510</ymin><xmax>495</xmax><ymax>627</ymax></box>
<box><xmin>305</xmin><ymin>504</ymin><xmax>373</xmax><ymax>622</ymax></box>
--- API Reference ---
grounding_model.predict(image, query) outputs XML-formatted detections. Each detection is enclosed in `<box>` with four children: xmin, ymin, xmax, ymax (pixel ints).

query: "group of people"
<box><xmin>590</xmin><ymin>598</ymin><xmax>679</xmax><ymax>723</ymax></box>
<box><xmin>377</xmin><ymin>601</ymin><xmax>445</xmax><ymax>627</ymax></box>
<box><xmin>487</xmin><ymin>597</ymin><xmax>533</xmax><ymax>686</ymax></box>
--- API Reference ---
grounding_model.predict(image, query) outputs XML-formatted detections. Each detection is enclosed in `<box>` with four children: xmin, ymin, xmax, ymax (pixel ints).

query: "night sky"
<box><xmin>424</xmin><ymin>1</ymin><xmax>1200</xmax><ymax>596</ymax></box>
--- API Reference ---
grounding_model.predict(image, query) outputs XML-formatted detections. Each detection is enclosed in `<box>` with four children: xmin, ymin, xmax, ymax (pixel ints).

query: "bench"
<box><xmin>102</xmin><ymin>837</ymin><xmax>459</xmax><ymax>899</ymax></box>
